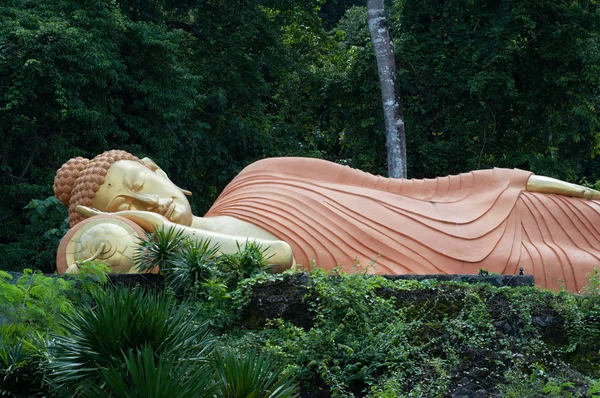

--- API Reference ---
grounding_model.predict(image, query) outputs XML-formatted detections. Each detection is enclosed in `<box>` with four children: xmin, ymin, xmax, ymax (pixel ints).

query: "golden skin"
<box><xmin>83</xmin><ymin>160</ymin><xmax>295</xmax><ymax>271</ymax></box>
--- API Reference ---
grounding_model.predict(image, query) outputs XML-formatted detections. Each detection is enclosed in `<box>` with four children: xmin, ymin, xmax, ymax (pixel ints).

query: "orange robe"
<box><xmin>205</xmin><ymin>158</ymin><xmax>600</xmax><ymax>291</ymax></box>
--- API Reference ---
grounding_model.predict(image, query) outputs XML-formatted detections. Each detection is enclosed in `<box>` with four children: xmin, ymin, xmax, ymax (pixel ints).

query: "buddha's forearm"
<box><xmin>168</xmin><ymin>223</ymin><xmax>295</xmax><ymax>269</ymax></box>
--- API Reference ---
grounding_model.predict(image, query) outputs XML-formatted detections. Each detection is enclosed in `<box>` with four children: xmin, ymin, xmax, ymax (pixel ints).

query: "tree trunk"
<box><xmin>367</xmin><ymin>0</ymin><xmax>407</xmax><ymax>178</ymax></box>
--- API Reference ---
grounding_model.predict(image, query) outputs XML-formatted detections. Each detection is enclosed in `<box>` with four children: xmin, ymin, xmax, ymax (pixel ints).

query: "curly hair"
<box><xmin>53</xmin><ymin>150</ymin><xmax>144</xmax><ymax>227</ymax></box>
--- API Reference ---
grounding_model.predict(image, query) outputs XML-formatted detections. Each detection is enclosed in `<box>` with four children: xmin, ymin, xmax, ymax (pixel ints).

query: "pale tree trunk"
<box><xmin>367</xmin><ymin>0</ymin><xmax>407</xmax><ymax>178</ymax></box>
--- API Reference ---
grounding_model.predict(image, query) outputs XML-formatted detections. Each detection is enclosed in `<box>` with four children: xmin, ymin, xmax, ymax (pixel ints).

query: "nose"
<box><xmin>158</xmin><ymin>196</ymin><xmax>175</xmax><ymax>206</ymax></box>
<box><xmin>155</xmin><ymin>196</ymin><xmax>176</xmax><ymax>213</ymax></box>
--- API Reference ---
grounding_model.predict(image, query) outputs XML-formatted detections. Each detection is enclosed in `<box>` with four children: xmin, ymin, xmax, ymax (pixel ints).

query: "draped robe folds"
<box><xmin>204</xmin><ymin>157</ymin><xmax>600</xmax><ymax>291</ymax></box>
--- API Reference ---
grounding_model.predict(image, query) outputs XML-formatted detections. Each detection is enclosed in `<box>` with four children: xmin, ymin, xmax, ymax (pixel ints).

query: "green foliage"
<box><xmin>0</xmin><ymin>269</ymin><xmax>74</xmax><ymax>334</ymax></box>
<box><xmin>85</xmin><ymin>346</ymin><xmax>217</xmax><ymax>398</ymax></box>
<box><xmin>134</xmin><ymin>226</ymin><xmax>187</xmax><ymax>273</ymax></box>
<box><xmin>0</xmin><ymin>324</ymin><xmax>48</xmax><ymax>397</ymax></box>
<box><xmin>543</xmin><ymin>380</ymin><xmax>576</xmax><ymax>397</ymax></box>
<box><xmin>2</xmin><ymin>266</ymin><xmax>600</xmax><ymax>396</ymax></box>
<box><xmin>250</xmin><ymin>270</ymin><xmax>600</xmax><ymax>396</ymax></box>
<box><xmin>275</xmin><ymin>0</ymin><xmax>600</xmax><ymax>181</ymax></box>
<box><xmin>263</xmin><ymin>272</ymin><xmax>424</xmax><ymax>396</ymax></box>
<box><xmin>0</xmin><ymin>196</ymin><xmax>68</xmax><ymax>273</ymax></box>
<box><xmin>0</xmin><ymin>268</ymin><xmax>110</xmax><ymax>397</ymax></box>
<box><xmin>74</xmin><ymin>261</ymin><xmax>111</xmax><ymax>285</ymax></box>
<box><xmin>393</xmin><ymin>0</ymin><xmax>600</xmax><ymax>179</ymax></box>
<box><xmin>0</xmin><ymin>0</ymin><xmax>202</xmax><ymax>272</ymax></box>
<box><xmin>68</xmin><ymin>261</ymin><xmax>112</xmax><ymax>305</ymax></box>
<box><xmin>211</xmin><ymin>348</ymin><xmax>299</xmax><ymax>398</ymax></box>
<box><xmin>167</xmin><ymin>238</ymin><xmax>221</xmax><ymax>296</ymax></box>
<box><xmin>47</xmin><ymin>286</ymin><xmax>212</xmax><ymax>394</ymax></box>
<box><xmin>218</xmin><ymin>241</ymin><xmax>273</xmax><ymax>284</ymax></box>
<box><xmin>559</xmin><ymin>269</ymin><xmax>600</xmax><ymax>377</ymax></box>
<box><xmin>41</xmin><ymin>284</ymin><xmax>297</xmax><ymax>396</ymax></box>
<box><xmin>134</xmin><ymin>226</ymin><xmax>273</xmax><ymax>308</ymax></box>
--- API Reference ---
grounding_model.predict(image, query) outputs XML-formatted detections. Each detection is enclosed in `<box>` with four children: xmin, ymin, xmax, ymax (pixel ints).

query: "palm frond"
<box><xmin>166</xmin><ymin>238</ymin><xmax>221</xmax><ymax>296</ymax></box>
<box><xmin>47</xmin><ymin>287</ymin><xmax>213</xmax><ymax>393</ymax></box>
<box><xmin>211</xmin><ymin>348</ymin><xmax>298</xmax><ymax>398</ymax></box>
<box><xmin>134</xmin><ymin>225</ymin><xmax>187</xmax><ymax>273</ymax></box>
<box><xmin>81</xmin><ymin>346</ymin><xmax>217</xmax><ymax>398</ymax></box>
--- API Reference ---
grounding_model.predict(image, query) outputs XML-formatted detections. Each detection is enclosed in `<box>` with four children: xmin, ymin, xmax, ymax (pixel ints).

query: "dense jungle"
<box><xmin>2</xmin><ymin>0</ymin><xmax>600</xmax><ymax>272</ymax></box>
<box><xmin>2</xmin><ymin>2</ymin><xmax>600</xmax><ymax>397</ymax></box>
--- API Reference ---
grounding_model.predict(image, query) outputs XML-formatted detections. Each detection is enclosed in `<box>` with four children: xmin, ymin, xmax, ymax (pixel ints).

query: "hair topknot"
<box><xmin>53</xmin><ymin>150</ymin><xmax>143</xmax><ymax>227</ymax></box>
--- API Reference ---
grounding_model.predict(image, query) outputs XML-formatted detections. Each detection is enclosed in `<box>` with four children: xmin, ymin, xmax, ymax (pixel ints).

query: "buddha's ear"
<box><xmin>140</xmin><ymin>157</ymin><xmax>193</xmax><ymax>197</ymax></box>
<box><xmin>140</xmin><ymin>157</ymin><xmax>160</xmax><ymax>172</ymax></box>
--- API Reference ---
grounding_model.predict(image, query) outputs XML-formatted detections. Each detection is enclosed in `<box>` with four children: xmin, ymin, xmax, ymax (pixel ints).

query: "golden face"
<box><xmin>92</xmin><ymin>160</ymin><xmax>193</xmax><ymax>226</ymax></box>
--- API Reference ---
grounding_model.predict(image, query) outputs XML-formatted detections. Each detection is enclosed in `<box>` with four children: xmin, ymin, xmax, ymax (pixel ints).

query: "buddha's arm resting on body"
<box><xmin>76</xmin><ymin>206</ymin><xmax>295</xmax><ymax>272</ymax></box>
<box><xmin>527</xmin><ymin>175</ymin><xmax>600</xmax><ymax>199</ymax></box>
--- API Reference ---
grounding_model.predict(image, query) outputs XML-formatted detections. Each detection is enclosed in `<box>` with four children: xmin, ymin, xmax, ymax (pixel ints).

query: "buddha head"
<box><xmin>54</xmin><ymin>150</ymin><xmax>193</xmax><ymax>227</ymax></box>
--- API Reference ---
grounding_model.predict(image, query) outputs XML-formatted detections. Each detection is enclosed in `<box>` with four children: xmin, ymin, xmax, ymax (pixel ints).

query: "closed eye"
<box><xmin>125</xmin><ymin>170</ymin><xmax>146</xmax><ymax>192</ymax></box>
<box><xmin>131</xmin><ymin>179</ymin><xmax>144</xmax><ymax>192</ymax></box>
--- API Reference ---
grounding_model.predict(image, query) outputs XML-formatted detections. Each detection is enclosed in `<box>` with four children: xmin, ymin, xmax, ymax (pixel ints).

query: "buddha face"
<box><xmin>92</xmin><ymin>160</ymin><xmax>193</xmax><ymax>226</ymax></box>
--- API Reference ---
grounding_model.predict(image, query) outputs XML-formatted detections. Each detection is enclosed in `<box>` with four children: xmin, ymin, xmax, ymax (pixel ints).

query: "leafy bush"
<box><xmin>218</xmin><ymin>241</ymin><xmax>272</xmax><ymax>284</ymax></box>
<box><xmin>0</xmin><ymin>197</ymin><xmax>69</xmax><ymax>273</ymax></box>
<box><xmin>134</xmin><ymin>226</ymin><xmax>188</xmax><ymax>273</ymax></box>
<box><xmin>0</xmin><ymin>270</ymin><xmax>74</xmax><ymax>334</ymax></box>
<box><xmin>0</xmin><ymin>324</ymin><xmax>48</xmax><ymax>397</ymax></box>
<box><xmin>248</xmin><ymin>269</ymin><xmax>600</xmax><ymax>397</ymax></box>
<box><xmin>0</xmin><ymin>264</ymin><xmax>599</xmax><ymax>396</ymax></box>
<box><xmin>560</xmin><ymin>269</ymin><xmax>600</xmax><ymax>377</ymax></box>
<box><xmin>167</xmin><ymin>238</ymin><xmax>221</xmax><ymax>296</ymax></box>
<box><xmin>211</xmin><ymin>348</ymin><xmax>298</xmax><ymax>398</ymax></box>
<box><xmin>44</xmin><ymin>284</ymin><xmax>297</xmax><ymax>396</ymax></box>
<box><xmin>134</xmin><ymin>226</ymin><xmax>272</xmax><ymax>299</ymax></box>
<box><xmin>47</xmin><ymin>286</ymin><xmax>213</xmax><ymax>394</ymax></box>
<box><xmin>85</xmin><ymin>346</ymin><xmax>217</xmax><ymax>398</ymax></box>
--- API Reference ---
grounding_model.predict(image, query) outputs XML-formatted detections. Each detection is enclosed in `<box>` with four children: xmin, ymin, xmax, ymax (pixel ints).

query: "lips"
<box><xmin>157</xmin><ymin>198</ymin><xmax>176</xmax><ymax>221</ymax></box>
<box><xmin>165</xmin><ymin>202</ymin><xmax>177</xmax><ymax>221</ymax></box>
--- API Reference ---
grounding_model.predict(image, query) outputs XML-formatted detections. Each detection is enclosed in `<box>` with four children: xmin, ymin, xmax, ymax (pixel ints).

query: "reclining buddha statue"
<box><xmin>54</xmin><ymin>150</ymin><xmax>600</xmax><ymax>291</ymax></box>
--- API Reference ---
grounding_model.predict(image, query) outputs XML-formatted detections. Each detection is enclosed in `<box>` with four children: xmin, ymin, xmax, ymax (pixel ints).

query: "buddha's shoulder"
<box><xmin>240</xmin><ymin>157</ymin><xmax>345</xmax><ymax>176</ymax></box>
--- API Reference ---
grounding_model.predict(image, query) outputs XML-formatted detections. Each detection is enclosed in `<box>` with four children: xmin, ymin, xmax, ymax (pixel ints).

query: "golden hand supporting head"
<box><xmin>56</xmin><ymin>215</ymin><xmax>151</xmax><ymax>274</ymax></box>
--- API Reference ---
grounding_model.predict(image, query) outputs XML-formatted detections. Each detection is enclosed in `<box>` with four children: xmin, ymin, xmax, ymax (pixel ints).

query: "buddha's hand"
<box><xmin>76</xmin><ymin>206</ymin><xmax>171</xmax><ymax>233</ymax></box>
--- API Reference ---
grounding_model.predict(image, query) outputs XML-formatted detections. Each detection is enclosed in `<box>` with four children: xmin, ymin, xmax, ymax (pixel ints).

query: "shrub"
<box><xmin>0</xmin><ymin>197</ymin><xmax>69</xmax><ymax>273</ymax></box>
<box><xmin>217</xmin><ymin>240</ymin><xmax>272</xmax><ymax>284</ymax></box>
<box><xmin>0</xmin><ymin>324</ymin><xmax>48</xmax><ymax>397</ymax></box>
<box><xmin>0</xmin><ymin>270</ymin><xmax>74</xmax><ymax>334</ymax></box>
<box><xmin>47</xmin><ymin>287</ymin><xmax>213</xmax><ymax>394</ymax></box>
<box><xmin>211</xmin><ymin>347</ymin><xmax>298</xmax><ymax>398</ymax></box>
<box><xmin>84</xmin><ymin>346</ymin><xmax>217</xmax><ymax>398</ymax></box>
<box><xmin>167</xmin><ymin>238</ymin><xmax>221</xmax><ymax>296</ymax></box>
<box><xmin>254</xmin><ymin>269</ymin><xmax>600</xmax><ymax>396</ymax></box>
<box><xmin>134</xmin><ymin>226</ymin><xmax>188</xmax><ymax>273</ymax></box>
